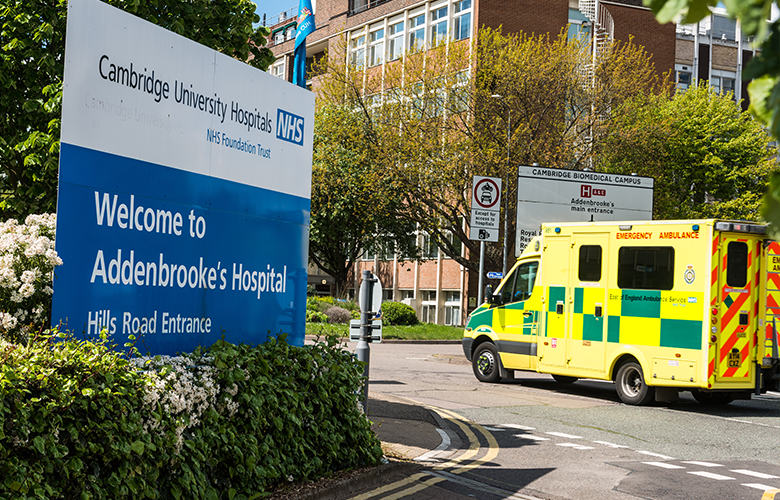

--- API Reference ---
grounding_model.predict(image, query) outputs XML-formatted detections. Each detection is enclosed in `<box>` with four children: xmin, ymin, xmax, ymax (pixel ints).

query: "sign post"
<box><xmin>470</xmin><ymin>176</ymin><xmax>502</xmax><ymax>305</ymax></box>
<box><xmin>355</xmin><ymin>271</ymin><xmax>382</xmax><ymax>414</ymax></box>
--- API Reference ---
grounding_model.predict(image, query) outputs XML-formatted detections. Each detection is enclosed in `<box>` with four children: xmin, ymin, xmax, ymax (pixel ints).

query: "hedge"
<box><xmin>0</xmin><ymin>332</ymin><xmax>383</xmax><ymax>499</ymax></box>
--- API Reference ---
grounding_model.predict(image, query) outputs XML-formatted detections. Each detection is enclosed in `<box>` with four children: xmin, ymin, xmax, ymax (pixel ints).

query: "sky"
<box><xmin>252</xmin><ymin>0</ymin><xmax>297</xmax><ymax>24</ymax></box>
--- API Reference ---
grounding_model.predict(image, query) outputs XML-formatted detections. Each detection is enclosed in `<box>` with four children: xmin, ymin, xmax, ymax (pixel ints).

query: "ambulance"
<box><xmin>462</xmin><ymin>219</ymin><xmax>780</xmax><ymax>405</ymax></box>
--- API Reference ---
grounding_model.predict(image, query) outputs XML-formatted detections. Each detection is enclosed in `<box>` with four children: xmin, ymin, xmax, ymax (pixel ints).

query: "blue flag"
<box><xmin>292</xmin><ymin>0</ymin><xmax>315</xmax><ymax>88</ymax></box>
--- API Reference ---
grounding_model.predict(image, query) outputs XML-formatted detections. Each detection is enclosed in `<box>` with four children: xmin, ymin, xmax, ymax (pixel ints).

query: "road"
<box><xmin>356</xmin><ymin>341</ymin><xmax>780</xmax><ymax>500</ymax></box>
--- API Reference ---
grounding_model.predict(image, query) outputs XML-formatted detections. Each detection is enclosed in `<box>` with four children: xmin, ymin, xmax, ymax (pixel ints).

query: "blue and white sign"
<box><xmin>486</xmin><ymin>272</ymin><xmax>503</xmax><ymax>280</ymax></box>
<box><xmin>53</xmin><ymin>0</ymin><xmax>314</xmax><ymax>354</ymax></box>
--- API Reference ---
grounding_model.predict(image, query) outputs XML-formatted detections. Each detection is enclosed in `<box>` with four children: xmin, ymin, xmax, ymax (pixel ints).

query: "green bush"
<box><xmin>306</xmin><ymin>309</ymin><xmax>329</xmax><ymax>323</ymax></box>
<box><xmin>0</xmin><ymin>332</ymin><xmax>383</xmax><ymax>499</ymax></box>
<box><xmin>381</xmin><ymin>301</ymin><xmax>419</xmax><ymax>326</ymax></box>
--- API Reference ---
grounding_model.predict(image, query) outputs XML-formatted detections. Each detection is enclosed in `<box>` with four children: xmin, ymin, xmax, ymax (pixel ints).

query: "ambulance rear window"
<box><xmin>617</xmin><ymin>246</ymin><xmax>674</xmax><ymax>290</ymax></box>
<box><xmin>726</xmin><ymin>241</ymin><xmax>748</xmax><ymax>288</ymax></box>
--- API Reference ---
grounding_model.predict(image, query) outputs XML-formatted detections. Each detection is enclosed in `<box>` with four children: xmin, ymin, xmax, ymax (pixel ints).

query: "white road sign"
<box><xmin>470</xmin><ymin>176</ymin><xmax>502</xmax><ymax>243</ymax></box>
<box><xmin>515</xmin><ymin>166</ymin><xmax>654</xmax><ymax>254</ymax></box>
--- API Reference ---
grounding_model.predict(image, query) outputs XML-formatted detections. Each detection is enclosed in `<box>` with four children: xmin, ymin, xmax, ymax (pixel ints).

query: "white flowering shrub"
<box><xmin>0</xmin><ymin>213</ymin><xmax>61</xmax><ymax>344</ymax></box>
<box><xmin>0</xmin><ymin>332</ymin><xmax>382</xmax><ymax>499</ymax></box>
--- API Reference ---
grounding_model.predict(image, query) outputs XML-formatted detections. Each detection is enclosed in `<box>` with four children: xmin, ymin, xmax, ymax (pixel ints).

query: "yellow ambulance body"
<box><xmin>462</xmin><ymin>219</ymin><xmax>780</xmax><ymax>405</ymax></box>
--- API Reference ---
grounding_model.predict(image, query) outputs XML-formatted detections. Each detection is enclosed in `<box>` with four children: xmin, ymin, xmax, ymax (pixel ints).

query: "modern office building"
<box><xmin>266</xmin><ymin>0</ymin><xmax>681</xmax><ymax>325</ymax></box>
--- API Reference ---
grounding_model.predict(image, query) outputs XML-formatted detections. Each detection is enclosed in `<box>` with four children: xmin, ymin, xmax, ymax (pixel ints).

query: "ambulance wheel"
<box><xmin>552</xmin><ymin>374</ymin><xmax>578</xmax><ymax>384</ymax></box>
<box><xmin>691</xmin><ymin>390</ymin><xmax>733</xmax><ymax>405</ymax></box>
<box><xmin>473</xmin><ymin>343</ymin><xmax>501</xmax><ymax>383</ymax></box>
<box><xmin>615</xmin><ymin>361</ymin><xmax>655</xmax><ymax>405</ymax></box>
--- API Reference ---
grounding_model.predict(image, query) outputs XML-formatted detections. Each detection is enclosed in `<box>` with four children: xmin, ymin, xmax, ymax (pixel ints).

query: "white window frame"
<box><xmin>369</xmin><ymin>22</ymin><xmax>385</xmax><ymax>67</ymax></box>
<box><xmin>388</xmin><ymin>15</ymin><xmax>405</xmax><ymax>61</ymax></box>
<box><xmin>408</xmin><ymin>8</ymin><xmax>426</xmax><ymax>53</ymax></box>
<box><xmin>453</xmin><ymin>0</ymin><xmax>472</xmax><ymax>41</ymax></box>
<box><xmin>350</xmin><ymin>29</ymin><xmax>367</xmax><ymax>69</ymax></box>
<box><xmin>430</xmin><ymin>3</ymin><xmax>448</xmax><ymax>47</ymax></box>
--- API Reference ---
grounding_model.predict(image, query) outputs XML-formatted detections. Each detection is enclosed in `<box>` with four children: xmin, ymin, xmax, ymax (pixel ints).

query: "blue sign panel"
<box><xmin>55</xmin><ymin>0</ymin><xmax>314</xmax><ymax>353</ymax></box>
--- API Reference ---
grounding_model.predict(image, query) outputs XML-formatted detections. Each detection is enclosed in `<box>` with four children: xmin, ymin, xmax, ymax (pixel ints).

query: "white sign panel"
<box><xmin>53</xmin><ymin>0</ymin><xmax>314</xmax><ymax>354</ymax></box>
<box><xmin>470</xmin><ymin>176</ymin><xmax>502</xmax><ymax>243</ymax></box>
<box><xmin>516</xmin><ymin>166</ymin><xmax>654</xmax><ymax>254</ymax></box>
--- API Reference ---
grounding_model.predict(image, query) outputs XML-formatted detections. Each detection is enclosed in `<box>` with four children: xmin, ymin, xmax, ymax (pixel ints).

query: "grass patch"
<box><xmin>305</xmin><ymin>322</ymin><xmax>463</xmax><ymax>341</ymax></box>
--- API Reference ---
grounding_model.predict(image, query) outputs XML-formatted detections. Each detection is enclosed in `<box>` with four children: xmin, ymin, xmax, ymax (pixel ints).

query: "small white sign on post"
<box><xmin>470</xmin><ymin>176</ymin><xmax>502</xmax><ymax>243</ymax></box>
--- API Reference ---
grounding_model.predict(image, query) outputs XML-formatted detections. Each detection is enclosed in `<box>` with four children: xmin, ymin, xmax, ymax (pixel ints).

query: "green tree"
<box><xmin>0</xmin><ymin>0</ymin><xmax>273</xmax><ymax>219</ymax></box>
<box><xmin>643</xmin><ymin>0</ymin><xmax>780</xmax><ymax>231</ymax></box>
<box><xmin>599</xmin><ymin>84</ymin><xmax>777</xmax><ymax>220</ymax></box>
<box><xmin>316</xmin><ymin>28</ymin><xmax>669</xmax><ymax>274</ymax></box>
<box><xmin>310</xmin><ymin>105</ymin><xmax>418</xmax><ymax>296</ymax></box>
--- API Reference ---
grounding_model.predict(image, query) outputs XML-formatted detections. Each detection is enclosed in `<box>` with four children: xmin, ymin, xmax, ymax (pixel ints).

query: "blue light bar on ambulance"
<box><xmin>714</xmin><ymin>222</ymin><xmax>767</xmax><ymax>234</ymax></box>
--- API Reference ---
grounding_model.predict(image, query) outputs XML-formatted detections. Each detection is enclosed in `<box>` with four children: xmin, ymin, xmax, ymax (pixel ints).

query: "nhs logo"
<box><xmin>276</xmin><ymin>109</ymin><xmax>304</xmax><ymax>146</ymax></box>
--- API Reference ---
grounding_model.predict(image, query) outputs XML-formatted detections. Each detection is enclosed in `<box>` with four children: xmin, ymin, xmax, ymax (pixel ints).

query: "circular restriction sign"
<box><xmin>473</xmin><ymin>178</ymin><xmax>501</xmax><ymax>209</ymax></box>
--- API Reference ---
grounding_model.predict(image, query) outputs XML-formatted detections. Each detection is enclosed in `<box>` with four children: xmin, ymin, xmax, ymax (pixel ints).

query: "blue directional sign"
<box><xmin>487</xmin><ymin>272</ymin><xmax>504</xmax><ymax>280</ymax></box>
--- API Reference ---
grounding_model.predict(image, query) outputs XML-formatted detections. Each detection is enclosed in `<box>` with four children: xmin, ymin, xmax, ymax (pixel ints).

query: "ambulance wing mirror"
<box><xmin>485</xmin><ymin>284</ymin><xmax>502</xmax><ymax>306</ymax></box>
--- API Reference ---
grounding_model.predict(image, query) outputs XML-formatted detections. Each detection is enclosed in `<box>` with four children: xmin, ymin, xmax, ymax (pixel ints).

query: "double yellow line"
<box><xmin>350</xmin><ymin>403</ymin><xmax>499</xmax><ymax>500</ymax></box>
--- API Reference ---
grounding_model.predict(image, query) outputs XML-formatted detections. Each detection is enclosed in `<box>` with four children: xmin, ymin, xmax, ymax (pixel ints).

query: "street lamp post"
<box><xmin>491</xmin><ymin>94</ymin><xmax>511</xmax><ymax>277</ymax></box>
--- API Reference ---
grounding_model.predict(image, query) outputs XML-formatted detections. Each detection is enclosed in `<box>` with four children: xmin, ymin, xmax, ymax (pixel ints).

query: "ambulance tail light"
<box><xmin>714</xmin><ymin>222</ymin><xmax>767</xmax><ymax>234</ymax></box>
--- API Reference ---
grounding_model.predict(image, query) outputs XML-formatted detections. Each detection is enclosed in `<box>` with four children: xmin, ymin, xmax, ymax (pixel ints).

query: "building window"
<box><xmin>400</xmin><ymin>289</ymin><xmax>414</xmax><ymax>300</ymax></box>
<box><xmin>369</xmin><ymin>23</ymin><xmax>385</xmax><ymax>67</ymax></box>
<box><xmin>382</xmin><ymin>289</ymin><xmax>394</xmax><ymax>302</ymax></box>
<box><xmin>677</xmin><ymin>71</ymin><xmax>692</xmax><ymax>90</ymax></box>
<box><xmin>361</xmin><ymin>244</ymin><xmax>375</xmax><ymax>261</ymax></box>
<box><xmin>430</xmin><ymin>5</ymin><xmax>448</xmax><ymax>46</ymax></box>
<box><xmin>388</xmin><ymin>17</ymin><xmax>404</xmax><ymax>61</ymax></box>
<box><xmin>444</xmin><ymin>291</ymin><xmax>461</xmax><ymax>326</ymax></box>
<box><xmin>713</xmin><ymin>15</ymin><xmax>736</xmax><ymax>41</ymax></box>
<box><xmin>270</xmin><ymin>60</ymin><xmax>285</xmax><ymax>79</ymax></box>
<box><xmin>453</xmin><ymin>0</ymin><xmax>472</xmax><ymax>40</ymax></box>
<box><xmin>421</xmin><ymin>232</ymin><xmax>438</xmax><ymax>259</ymax></box>
<box><xmin>378</xmin><ymin>239</ymin><xmax>395</xmax><ymax>260</ymax></box>
<box><xmin>711</xmin><ymin>70</ymin><xmax>736</xmax><ymax>97</ymax></box>
<box><xmin>421</xmin><ymin>290</ymin><xmax>437</xmax><ymax>323</ymax></box>
<box><xmin>409</xmin><ymin>12</ymin><xmax>425</xmax><ymax>52</ymax></box>
<box><xmin>350</xmin><ymin>31</ymin><xmax>366</xmax><ymax>69</ymax></box>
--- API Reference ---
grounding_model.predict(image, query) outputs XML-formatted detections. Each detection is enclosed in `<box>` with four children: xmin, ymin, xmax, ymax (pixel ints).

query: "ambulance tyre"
<box><xmin>473</xmin><ymin>343</ymin><xmax>501</xmax><ymax>383</ymax></box>
<box><xmin>552</xmin><ymin>374</ymin><xmax>578</xmax><ymax>384</ymax></box>
<box><xmin>615</xmin><ymin>361</ymin><xmax>655</xmax><ymax>405</ymax></box>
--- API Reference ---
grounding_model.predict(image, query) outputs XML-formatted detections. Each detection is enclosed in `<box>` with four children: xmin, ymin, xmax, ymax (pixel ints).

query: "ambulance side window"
<box><xmin>726</xmin><ymin>241</ymin><xmax>748</xmax><ymax>288</ymax></box>
<box><xmin>500</xmin><ymin>261</ymin><xmax>539</xmax><ymax>304</ymax></box>
<box><xmin>578</xmin><ymin>245</ymin><xmax>602</xmax><ymax>282</ymax></box>
<box><xmin>617</xmin><ymin>246</ymin><xmax>674</xmax><ymax>290</ymax></box>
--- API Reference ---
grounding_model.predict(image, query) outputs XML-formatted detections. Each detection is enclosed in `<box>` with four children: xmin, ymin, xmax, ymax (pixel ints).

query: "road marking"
<box><xmin>725</xmin><ymin>418</ymin><xmax>754</xmax><ymax>424</ymax></box>
<box><xmin>593</xmin><ymin>440</ymin><xmax>629</xmax><ymax>448</ymax></box>
<box><xmin>545</xmin><ymin>432</ymin><xmax>582</xmax><ymax>439</ymax></box>
<box><xmin>742</xmin><ymin>483</ymin><xmax>779</xmax><ymax>491</ymax></box>
<box><xmin>516</xmin><ymin>434</ymin><xmax>549</xmax><ymax>441</ymax></box>
<box><xmin>414</xmin><ymin>428</ymin><xmax>451</xmax><ymax>462</ymax></box>
<box><xmin>425</xmin><ymin>470</ymin><xmax>543</xmax><ymax>500</ymax></box>
<box><xmin>405</xmin><ymin>357</ymin><xmax>428</xmax><ymax>360</ymax></box>
<box><xmin>688</xmin><ymin>471</ymin><xmax>735</xmax><ymax>480</ymax></box>
<box><xmin>498</xmin><ymin>423</ymin><xmax>536</xmax><ymax>431</ymax></box>
<box><xmin>557</xmin><ymin>443</ymin><xmax>595</xmax><ymax>450</ymax></box>
<box><xmin>643</xmin><ymin>462</ymin><xmax>685</xmax><ymax>470</ymax></box>
<box><xmin>636</xmin><ymin>451</ymin><xmax>676</xmax><ymax>460</ymax></box>
<box><xmin>681</xmin><ymin>461</ymin><xmax>722</xmax><ymax>467</ymax></box>
<box><xmin>483</xmin><ymin>426</ymin><xmax>505</xmax><ymax>432</ymax></box>
<box><xmin>731</xmin><ymin>470</ymin><xmax>780</xmax><ymax>479</ymax></box>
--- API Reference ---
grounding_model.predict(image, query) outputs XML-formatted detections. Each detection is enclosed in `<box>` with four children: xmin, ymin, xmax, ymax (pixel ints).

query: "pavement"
<box><xmin>286</xmin><ymin>336</ymin><xmax>472</xmax><ymax>499</ymax></box>
<box><xmin>287</xmin><ymin>390</ymin><xmax>460</xmax><ymax>500</ymax></box>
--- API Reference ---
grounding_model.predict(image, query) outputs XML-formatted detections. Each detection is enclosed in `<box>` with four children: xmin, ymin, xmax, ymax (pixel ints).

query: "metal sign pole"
<box><xmin>478</xmin><ymin>241</ymin><xmax>485</xmax><ymax>305</ymax></box>
<box><xmin>355</xmin><ymin>270</ymin><xmax>373</xmax><ymax>414</ymax></box>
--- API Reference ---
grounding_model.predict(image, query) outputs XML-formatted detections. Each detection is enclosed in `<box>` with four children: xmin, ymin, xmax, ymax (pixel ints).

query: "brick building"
<box><xmin>267</xmin><ymin>0</ymin><xmax>676</xmax><ymax>326</ymax></box>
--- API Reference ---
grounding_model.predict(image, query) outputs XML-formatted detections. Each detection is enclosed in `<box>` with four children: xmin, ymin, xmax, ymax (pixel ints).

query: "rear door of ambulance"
<box><xmin>710</xmin><ymin>224</ymin><xmax>760</xmax><ymax>388</ymax></box>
